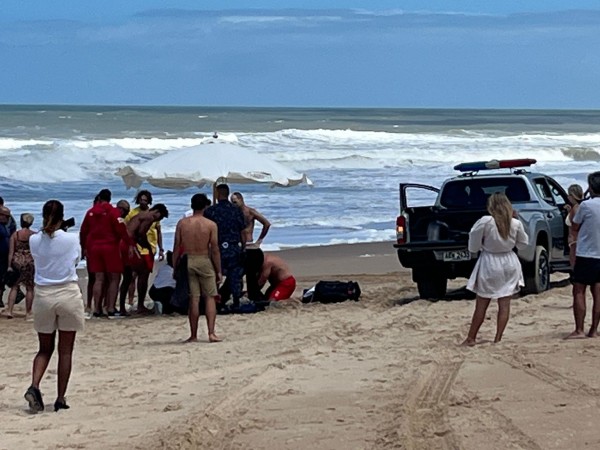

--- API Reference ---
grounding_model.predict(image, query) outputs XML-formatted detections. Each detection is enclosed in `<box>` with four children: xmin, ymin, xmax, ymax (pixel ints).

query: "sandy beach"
<box><xmin>1</xmin><ymin>241</ymin><xmax>600</xmax><ymax>449</ymax></box>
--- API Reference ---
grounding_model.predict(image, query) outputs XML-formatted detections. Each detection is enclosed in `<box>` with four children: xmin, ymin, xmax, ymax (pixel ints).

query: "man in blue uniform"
<box><xmin>204</xmin><ymin>184</ymin><xmax>246</xmax><ymax>310</ymax></box>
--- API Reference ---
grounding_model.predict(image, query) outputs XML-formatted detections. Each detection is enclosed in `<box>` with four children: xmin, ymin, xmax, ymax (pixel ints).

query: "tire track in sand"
<box><xmin>145</xmin><ymin>364</ymin><xmax>288</xmax><ymax>450</ymax></box>
<box><xmin>388</xmin><ymin>359</ymin><xmax>463</xmax><ymax>450</ymax></box>
<box><xmin>449</xmin><ymin>387</ymin><xmax>543</xmax><ymax>450</ymax></box>
<box><xmin>492</xmin><ymin>352</ymin><xmax>600</xmax><ymax>397</ymax></box>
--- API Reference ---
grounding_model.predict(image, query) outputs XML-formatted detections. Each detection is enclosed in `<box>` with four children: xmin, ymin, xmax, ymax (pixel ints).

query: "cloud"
<box><xmin>3</xmin><ymin>8</ymin><xmax>600</xmax><ymax>48</ymax></box>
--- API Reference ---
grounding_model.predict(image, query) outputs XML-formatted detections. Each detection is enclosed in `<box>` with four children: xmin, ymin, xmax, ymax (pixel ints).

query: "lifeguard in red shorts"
<box><xmin>80</xmin><ymin>189</ymin><xmax>134</xmax><ymax>317</ymax></box>
<box><xmin>258</xmin><ymin>254</ymin><xmax>296</xmax><ymax>301</ymax></box>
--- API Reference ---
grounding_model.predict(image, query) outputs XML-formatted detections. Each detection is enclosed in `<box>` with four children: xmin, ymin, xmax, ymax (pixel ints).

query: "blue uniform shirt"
<box><xmin>204</xmin><ymin>200</ymin><xmax>246</xmax><ymax>246</ymax></box>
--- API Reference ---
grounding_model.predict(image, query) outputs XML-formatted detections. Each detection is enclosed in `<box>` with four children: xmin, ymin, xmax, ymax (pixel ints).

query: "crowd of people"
<box><xmin>0</xmin><ymin>185</ymin><xmax>299</xmax><ymax>412</ymax></box>
<box><xmin>6</xmin><ymin>172</ymin><xmax>600</xmax><ymax>413</ymax></box>
<box><xmin>462</xmin><ymin>171</ymin><xmax>600</xmax><ymax>345</ymax></box>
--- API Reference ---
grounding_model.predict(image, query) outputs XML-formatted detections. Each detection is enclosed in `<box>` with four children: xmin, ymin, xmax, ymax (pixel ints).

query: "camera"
<box><xmin>61</xmin><ymin>217</ymin><xmax>76</xmax><ymax>231</ymax></box>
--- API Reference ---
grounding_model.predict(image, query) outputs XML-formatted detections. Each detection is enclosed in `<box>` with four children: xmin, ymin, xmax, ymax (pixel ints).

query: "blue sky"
<box><xmin>2</xmin><ymin>1</ymin><xmax>600</xmax><ymax>108</ymax></box>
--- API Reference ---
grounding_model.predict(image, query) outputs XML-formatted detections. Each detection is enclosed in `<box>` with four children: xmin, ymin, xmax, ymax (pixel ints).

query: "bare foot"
<box><xmin>493</xmin><ymin>338</ymin><xmax>502</xmax><ymax>344</ymax></box>
<box><xmin>587</xmin><ymin>330</ymin><xmax>598</xmax><ymax>338</ymax></box>
<box><xmin>564</xmin><ymin>330</ymin><xmax>586</xmax><ymax>340</ymax></box>
<box><xmin>209</xmin><ymin>333</ymin><xmax>222</xmax><ymax>343</ymax></box>
<box><xmin>183</xmin><ymin>337</ymin><xmax>198</xmax><ymax>343</ymax></box>
<box><xmin>460</xmin><ymin>338</ymin><xmax>476</xmax><ymax>347</ymax></box>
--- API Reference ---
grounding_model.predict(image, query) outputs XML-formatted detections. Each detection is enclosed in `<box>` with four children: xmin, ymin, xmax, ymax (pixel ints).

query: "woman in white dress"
<box><xmin>462</xmin><ymin>193</ymin><xmax>528</xmax><ymax>346</ymax></box>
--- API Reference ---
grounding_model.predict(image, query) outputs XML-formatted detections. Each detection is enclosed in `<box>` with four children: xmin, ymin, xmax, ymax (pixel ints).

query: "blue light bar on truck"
<box><xmin>453</xmin><ymin>158</ymin><xmax>537</xmax><ymax>172</ymax></box>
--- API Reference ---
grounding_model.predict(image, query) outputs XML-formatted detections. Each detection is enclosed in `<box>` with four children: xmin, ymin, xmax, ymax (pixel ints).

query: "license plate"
<box><xmin>443</xmin><ymin>250</ymin><xmax>471</xmax><ymax>262</ymax></box>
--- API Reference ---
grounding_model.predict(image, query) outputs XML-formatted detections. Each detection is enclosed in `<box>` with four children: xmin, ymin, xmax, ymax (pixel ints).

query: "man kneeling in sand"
<box><xmin>258</xmin><ymin>254</ymin><xmax>297</xmax><ymax>301</ymax></box>
<box><xmin>173</xmin><ymin>194</ymin><xmax>222</xmax><ymax>342</ymax></box>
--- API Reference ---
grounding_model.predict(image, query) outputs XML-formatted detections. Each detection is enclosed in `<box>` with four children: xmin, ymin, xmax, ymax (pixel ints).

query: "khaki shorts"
<box><xmin>33</xmin><ymin>282</ymin><xmax>85</xmax><ymax>334</ymax></box>
<box><xmin>187</xmin><ymin>255</ymin><xmax>217</xmax><ymax>299</ymax></box>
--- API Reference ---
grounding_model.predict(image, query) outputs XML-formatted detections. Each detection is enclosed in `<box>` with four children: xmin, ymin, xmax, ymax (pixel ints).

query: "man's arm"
<box><xmin>209</xmin><ymin>222</ymin><xmax>222</xmax><ymax>284</ymax></box>
<box><xmin>156</xmin><ymin>223</ymin><xmax>164</xmax><ymax>260</ymax></box>
<box><xmin>7</xmin><ymin>232</ymin><xmax>16</xmax><ymax>268</ymax></box>
<box><xmin>250</xmin><ymin>208</ymin><xmax>271</xmax><ymax>245</ymax></box>
<box><xmin>237</xmin><ymin>209</ymin><xmax>247</xmax><ymax>249</ymax></box>
<box><xmin>79</xmin><ymin>213</ymin><xmax>89</xmax><ymax>258</ymax></box>
<box><xmin>8</xmin><ymin>216</ymin><xmax>16</xmax><ymax>236</ymax></box>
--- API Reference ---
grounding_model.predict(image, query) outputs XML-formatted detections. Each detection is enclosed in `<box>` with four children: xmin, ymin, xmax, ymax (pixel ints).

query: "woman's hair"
<box><xmin>20</xmin><ymin>213</ymin><xmax>34</xmax><ymax>228</ymax></box>
<box><xmin>568</xmin><ymin>184</ymin><xmax>584</xmax><ymax>202</ymax></box>
<box><xmin>41</xmin><ymin>200</ymin><xmax>64</xmax><ymax>237</ymax></box>
<box><xmin>135</xmin><ymin>189</ymin><xmax>153</xmax><ymax>204</ymax></box>
<box><xmin>487</xmin><ymin>192</ymin><xmax>513</xmax><ymax>240</ymax></box>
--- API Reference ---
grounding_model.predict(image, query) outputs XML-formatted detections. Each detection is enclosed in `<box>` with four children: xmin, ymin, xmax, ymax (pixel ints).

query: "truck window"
<box><xmin>440</xmin><ymin>178</ymin><xmax>530</xmax><ymax>209</ymax></box>
<box><xmin>546</xmin><ymin>178</ymin><xmax>568</xmax><ymax>206</ymax></box>
<box><xmin>533</xmin><ymin>178</ymin><xmax>554</xmax><ymax>205</ymax></box>
<box><xmin>404</xmin><ymin>186</ymin><xmax>438</xmax><ymax>207</ymax></box>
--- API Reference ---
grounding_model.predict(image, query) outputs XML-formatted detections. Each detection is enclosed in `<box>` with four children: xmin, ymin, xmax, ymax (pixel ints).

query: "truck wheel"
<box><xmin>523</xmin><ymin>246</ymin><xmax>550</xmax><ymax>294</ymax></box>
<box><xmin>417</xmin><ymin>276</ymin><xmax>447</xmax><ymax>300</ymax></box>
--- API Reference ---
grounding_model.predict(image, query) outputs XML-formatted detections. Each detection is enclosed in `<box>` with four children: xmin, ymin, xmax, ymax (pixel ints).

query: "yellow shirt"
<box><xmin>125</xmin><ymin>206</ymin><xmax>159</xmax><ymax>255</ymax></box>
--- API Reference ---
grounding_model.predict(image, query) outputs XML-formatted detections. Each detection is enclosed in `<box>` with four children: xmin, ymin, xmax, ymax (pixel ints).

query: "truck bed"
<box><xmin>401</xmin><ymin>206</ymin><xmax>487</xmax><ymax>248</ymax></box>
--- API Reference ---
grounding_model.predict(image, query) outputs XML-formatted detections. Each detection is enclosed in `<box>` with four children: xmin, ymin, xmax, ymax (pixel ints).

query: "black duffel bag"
<box><xmin>302</xmin><ymin>280</ymin><xmax>361</xmax><ymax>304</ymax></box>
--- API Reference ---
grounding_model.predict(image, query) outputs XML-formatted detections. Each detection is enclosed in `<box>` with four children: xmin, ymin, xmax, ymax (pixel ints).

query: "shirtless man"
<box><xmin>231</xmin><ymin>192</ymin><xmax>271</xmax><ymax>301</ymax></box>
<box><xmin>258</xmin><ymin>254</ymin><xmax>297</xmax><ymax>301</ymax></box>
<box><xmin>173</xmin><ymin>193</ymin><xmax>222</xmax><ymax>343</ymax></box>
<box><xmin>231</xmin><ymin>192</ymin><xmax>270</xmax><ymax>247</ymax></box>
<box><xmin>119</xmin><ymin>204</ymin><xmax>169</xmax><ymax>314</ymax></box>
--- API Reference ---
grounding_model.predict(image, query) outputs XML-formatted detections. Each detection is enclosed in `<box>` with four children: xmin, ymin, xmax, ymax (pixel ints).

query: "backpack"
<box><xmin>302</xmin><ymin>281</ymin><xmax>361</xmax><ymax>304</ymax></box>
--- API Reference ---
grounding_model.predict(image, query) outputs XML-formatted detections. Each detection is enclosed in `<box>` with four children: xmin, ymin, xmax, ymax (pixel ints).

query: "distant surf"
<box><xmin>0</xmin><ymin>105</ymin><xmax>598</xmax><ymax>250</ymax></box>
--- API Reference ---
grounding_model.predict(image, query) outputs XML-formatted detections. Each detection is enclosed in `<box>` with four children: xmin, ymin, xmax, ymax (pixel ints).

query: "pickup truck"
<box><xmin>394</xmin><ymin>159</ymin><xmax>572</xmax><ymax>299</ymax></box>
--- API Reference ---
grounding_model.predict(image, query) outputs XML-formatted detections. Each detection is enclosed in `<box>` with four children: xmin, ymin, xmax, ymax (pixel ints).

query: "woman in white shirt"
<box><xmin>24</xmin><ymin>200</ymin><xmax>84</xmax><ymax>413</ymax></box>
<box><xmin>462</xmin><ymin>193</ymin><xmax>528</xmax><ymax>346</ymax></box>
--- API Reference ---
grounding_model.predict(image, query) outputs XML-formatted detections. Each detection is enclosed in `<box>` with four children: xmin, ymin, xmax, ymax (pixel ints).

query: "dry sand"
<box><xmin>1</xmin><ymin>241</ymin><xmax>600</xmax><ymax>449</ymax></box>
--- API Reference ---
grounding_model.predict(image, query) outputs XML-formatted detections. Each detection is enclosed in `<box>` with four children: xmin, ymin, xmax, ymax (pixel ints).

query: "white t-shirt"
<box><xmin>30</xmin><ymin>230</ymin><xmax>81</xmax><ymax>285</ymax></box>
<box><xmin>572</xmin><ymin>197</ymin><xmax>600</xmax><ymax>259</ymax></box>
<box><xmin>153</xmin><ymin>263</ymin><xmax>176</xmax><ymax>289</ymax></box>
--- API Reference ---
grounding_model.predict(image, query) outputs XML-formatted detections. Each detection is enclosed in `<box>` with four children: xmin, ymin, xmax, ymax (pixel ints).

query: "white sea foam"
<box><xmin>0</xmin><ymin>126</ymin><xmax>596</xmax><ymax>251</ymax></box>
<box><xmin>0</xmin><ymin>129</ymin><xmax>598</xmax><ymax>184</ymax></box>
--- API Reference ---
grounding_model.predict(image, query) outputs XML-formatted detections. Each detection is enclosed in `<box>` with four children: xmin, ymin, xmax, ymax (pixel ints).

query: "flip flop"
<box><xmin>24</xmin><ymin>386</ymin><xmax>44</xmax><ymax>413</ymax></box>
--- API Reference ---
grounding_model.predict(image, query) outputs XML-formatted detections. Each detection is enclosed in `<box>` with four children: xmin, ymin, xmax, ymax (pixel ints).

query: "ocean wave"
<box><xmin>561</xmin><ymin>147</ymin><xmax>600</xmax><ymax>161</ymax></box>
<box><xmin>0</xmin><ymin>128</ymin><xmax>599</xmax><ymax>183</ymax></box>
<box><xmin>0</xmin><ymin>138</ymin><xmax>54</xmax><ymax>150</ymax></box>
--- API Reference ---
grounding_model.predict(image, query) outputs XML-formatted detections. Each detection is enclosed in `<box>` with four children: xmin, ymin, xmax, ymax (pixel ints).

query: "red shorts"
<box><xmin>87</xmin><ymin>243</ymin><xmax>123</xmax><ymax>274</ymax></box>
<box><xmin>268</xmin><ymin>276</ymin><xmax>297</xmax><ymax>301</ymax></box>
<box><xmin>119</xmin><ymin>241</ymin><xmax>154</xmax><ymax>272</ymax></box>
